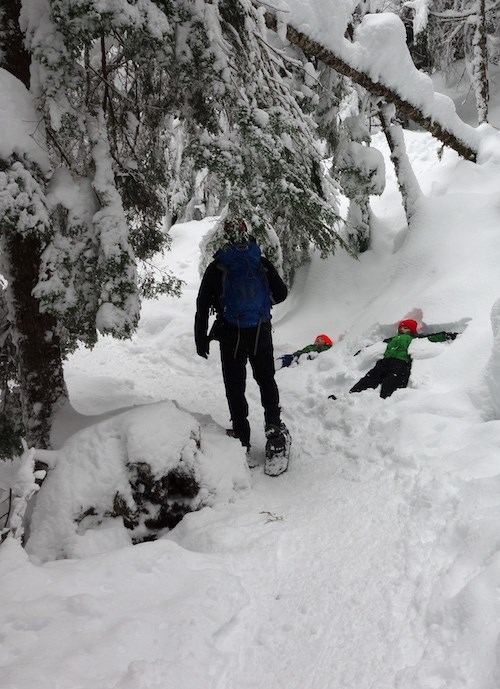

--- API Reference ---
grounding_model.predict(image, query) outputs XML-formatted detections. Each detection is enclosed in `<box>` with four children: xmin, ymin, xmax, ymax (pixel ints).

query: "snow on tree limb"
<box><xmin>1</xmin><ymin>445</ymin><xmax>42</xmax><ymax>544</ymax></box>
<box><xmin>261</xmin><ymin>7</ymin><xmax>479</xmax><ymax>162</ymax></box>
<box><xmin>87</xmin><ymin>111</ymin><xmax>140</xmax><ymax>338</ymax></box>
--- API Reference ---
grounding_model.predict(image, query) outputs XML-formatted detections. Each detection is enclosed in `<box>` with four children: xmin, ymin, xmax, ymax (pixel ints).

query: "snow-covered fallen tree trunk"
<box><xmin>261</xmin><ymin>8</ymin><xmax>479</xmax><ymax>163</ymax></box>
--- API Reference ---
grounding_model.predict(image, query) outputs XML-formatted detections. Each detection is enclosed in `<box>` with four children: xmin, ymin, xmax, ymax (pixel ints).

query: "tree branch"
<box><xmin>428</xmin><ymin>1</ymin><xmax>500</xmax><ymax>20</ymax></box>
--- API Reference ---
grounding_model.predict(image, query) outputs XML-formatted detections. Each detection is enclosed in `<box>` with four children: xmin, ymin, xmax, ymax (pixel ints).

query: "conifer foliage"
<box><xmin>1</xmin><ymin>0</ymin><xmax>344</xmax><ymax>450</ymax></box>
<box><xmin>168</xmin><ymin>1</ymin><xmax>344</xmax><ymax>277</ymax></box>
<box><xmin>23</xmin><ymin>0</ymin><xmax>344</xmax><ymax>279</ymax></box>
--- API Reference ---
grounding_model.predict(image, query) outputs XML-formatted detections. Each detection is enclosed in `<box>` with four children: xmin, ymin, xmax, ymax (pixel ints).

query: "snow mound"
<box><xmin>26</xmin><ymin>401</ymin><xmax>250</xmax><ymax>562</ymax></box>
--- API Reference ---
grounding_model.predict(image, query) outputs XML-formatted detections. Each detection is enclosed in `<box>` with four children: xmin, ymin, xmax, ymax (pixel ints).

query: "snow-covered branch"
<box><xmin>261</xmin><ymin>8</ymin><xmax>479</xmax><ymax>162</ymax></box>
<box><xmin>427</xmin><ymin>1</ymin><xmax>500</xmax><ymax>20</ymax></box>
<box><xmin>0</xmin><ymin>445</ymin><xmax>42</xmax><ymax>544</ymax></box>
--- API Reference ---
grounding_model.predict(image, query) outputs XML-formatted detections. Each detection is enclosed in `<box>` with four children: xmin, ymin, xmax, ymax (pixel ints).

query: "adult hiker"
<box><xmin>328</xmin><ymin>318</ymin><xmax>458</xmax><ymax>400</ymax></box>
<box><xmin>194</xmin><ymin>217</ymin><xmax>290</xmax><ymax>460</ymax></box>
<box><xmin>277</xmin><ymin>334</ymin><xmax>334</xmax><ymax>369</ymax></box>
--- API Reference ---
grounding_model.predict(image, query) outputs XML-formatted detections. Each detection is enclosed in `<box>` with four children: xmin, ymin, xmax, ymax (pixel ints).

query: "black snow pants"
<box><xmin>219</xmin><ymin>322</ymin><xmax>280</xmax><ymax>447</ymax></box>
<box><xmin>349</xmin><ymin>357</ymin><xmax>412</xmax><ymax>399</ymax></box>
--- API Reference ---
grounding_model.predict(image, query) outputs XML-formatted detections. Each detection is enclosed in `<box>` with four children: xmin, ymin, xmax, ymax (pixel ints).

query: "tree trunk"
<box><xmin>378</xmin><ymin>104</ymin><xmax>422</xmax><ymax>226</ymax></box>
<box><xmin>471</xmin><ymin>0</ymin><xmax>489</xmax><ymax>124</ymax></box>
<box><xmin>262</xmin><ymin>10</ymin><xmax>478</xmax><ymax>163</ymax></box>
<box><xmin>2</xmin><ymin>235</ymin><xmax>66</xmax><ymax>449</ymax></box>
<box><xmin>345</xmin><ymin>199</ymin><xmax>371</xmax><ymax>253</ymax></box>
<box><xmin>1</xmin><ymin>0</ymin><xmax>67</xmax><ymax>450</ymax></box>
<box><xmin>1</xmin><ymin>0</ymin><xmax>31</xmax><ymax>85</ymax></box>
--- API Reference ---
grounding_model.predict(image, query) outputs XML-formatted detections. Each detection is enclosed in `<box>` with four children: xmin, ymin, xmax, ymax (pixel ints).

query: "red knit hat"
<box><xmin>398</xmin><ymin>319</ymin><xmax>418</xmax><ymax>335</ymax></box>
<box><xmin>315</xmin><ymin>334</ymin><xmax>333</xmax><ymax>345</ymax></box>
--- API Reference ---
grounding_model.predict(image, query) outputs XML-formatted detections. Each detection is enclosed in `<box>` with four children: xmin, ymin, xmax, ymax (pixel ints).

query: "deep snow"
<box><xmin>2</xmin><ymin>125</ymin><xmax>500</xmax><ymax>688</ymax></box>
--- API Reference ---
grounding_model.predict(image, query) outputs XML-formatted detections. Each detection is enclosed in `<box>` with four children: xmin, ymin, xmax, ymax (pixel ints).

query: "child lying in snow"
<box><xmin>328</xmin><ymin>319</ymin><xmax>458</xmax><ymax>399</ymax></box>
<box><xmin>277</xmin><ymin>334</ymin><xmax>334</xmax><ymax>369</ymax></box>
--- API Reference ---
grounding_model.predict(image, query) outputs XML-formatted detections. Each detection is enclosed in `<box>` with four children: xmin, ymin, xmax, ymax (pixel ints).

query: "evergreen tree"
<box><xmin>403</xmin><ymin>0</ymin><xmax>496</xmax><ymax>123</ymax></box>
<box><xmin>0</xmin><ymin>2</ymin><xmax>67</xmax><ymax>451</ymax></box>
<box><xmin>167</xmin><ymin>1</ymin><xmax>345</xmax><ymax>280</ymax></box>
<box><xmin>0</xmin><ymin>285</ymin><xmax>23</xmax><ymax>459</ymax></box>
<box><xmin>23</xmin><ymin>0</ymin><xmax>344</xmax><ymax>281</ymax></box>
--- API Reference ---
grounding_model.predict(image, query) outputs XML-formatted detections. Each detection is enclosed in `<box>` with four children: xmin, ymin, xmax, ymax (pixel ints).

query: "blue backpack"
<box><xmin>218</xmin><ymin>242</ymin><xmax>272</xmax><ymax>328</ymax></box>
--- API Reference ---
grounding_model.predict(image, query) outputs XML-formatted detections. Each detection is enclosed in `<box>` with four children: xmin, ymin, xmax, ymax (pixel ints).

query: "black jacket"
<box><xmin>195</xmin><ymin>252</ymin><xmax>287</xmax><ymax>355</ymax></box>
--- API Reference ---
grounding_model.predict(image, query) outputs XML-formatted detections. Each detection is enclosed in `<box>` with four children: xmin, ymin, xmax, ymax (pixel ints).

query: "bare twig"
<box><xmin>1</xmin><ymin>489</ymin><xmax>13</xmax><ymax>532</ymax></box>
<box><xmin>87</xmin><ymin>65</ymin><xmax>164</xmax><ymax>112</ymax></box>
<box><xmin>45</xmin><ymin>127</ymin><xmax>74</xmax><ymax>168</ymax></box>
<box><xmin>260</xmin><ymin>510</ymin><xmax>283</xmax><ymax>522</ymax></box>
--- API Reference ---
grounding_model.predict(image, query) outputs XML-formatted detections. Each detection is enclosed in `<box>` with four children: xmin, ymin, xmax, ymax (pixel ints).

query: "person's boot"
<box><xmin>264</xmin><ymin>421</ymin><xmax>289</xmax><ymax>443</ymax></box>
<box><xmin>226</xmin><ymin>416</ymin><xmax>250</xmax><ymax>445</ymax></box>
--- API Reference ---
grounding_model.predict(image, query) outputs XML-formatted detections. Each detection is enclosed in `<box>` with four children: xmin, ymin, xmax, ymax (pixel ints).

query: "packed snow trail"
<box><xmin>177</xmin><ymin>422</ymin><xmax>422</xmax><ymax>689</ymax></box>
<box><xmin>165</xmin><ymin>390</ymin><xmax>492</xmax><ymax>689</ymax></box>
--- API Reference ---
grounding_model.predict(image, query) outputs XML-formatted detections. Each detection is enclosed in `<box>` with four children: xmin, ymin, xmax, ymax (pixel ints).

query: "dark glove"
<box><xmin>280</xmin><ymin>354</ymin><xmax>295</xmax><ymax>368</ymax></box>
<box><xmin>208</xmin><ymin>319</ymin><xmax>224</xmax><ymax>342</ymax></box>
<box><xmin>196</xmin><ymin>338</ymin><xmax>209</xmax><ymax>359</ymax></box>
<box><xmin>446</xmin><ymin>332</ymin><xmax>458</xmax><ymax>341</ymax></box>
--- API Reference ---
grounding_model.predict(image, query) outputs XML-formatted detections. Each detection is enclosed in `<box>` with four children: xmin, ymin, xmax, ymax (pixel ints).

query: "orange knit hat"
<box><xmin>315</xmin><ymin>334</ymin><xmax>333</xmax><ymax>345</ymax></box>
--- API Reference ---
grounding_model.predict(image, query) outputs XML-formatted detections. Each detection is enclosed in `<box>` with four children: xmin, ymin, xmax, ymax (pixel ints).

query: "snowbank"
<box><xmin>26</xmin><ymin>401</ymin><xmax>250</xmax><ymax>562</ymax></box>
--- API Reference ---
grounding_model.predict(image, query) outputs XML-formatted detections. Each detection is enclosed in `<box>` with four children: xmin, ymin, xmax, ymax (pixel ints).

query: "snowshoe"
<box><xmin>264</xmin><ymin>423</ymin><xmax>291</xmax><ymax>476</ymax></box>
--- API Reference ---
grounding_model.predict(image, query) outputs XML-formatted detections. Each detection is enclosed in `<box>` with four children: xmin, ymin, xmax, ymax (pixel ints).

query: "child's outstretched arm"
<box><xmin>277</xmin><ymin>354</ymin><xmax>297</xmax><ymax>369</ymax></box>
<box><xmin>419</xmin><ymin>332</ymin><xmax>459</xmax><ymax>342</ymax></box>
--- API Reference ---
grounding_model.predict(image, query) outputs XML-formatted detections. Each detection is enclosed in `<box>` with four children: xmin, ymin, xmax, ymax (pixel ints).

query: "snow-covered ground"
<box><xmin>3</xmin><ymin>127</ymin><xmax>500</xmax><ymax>688</ymax></box>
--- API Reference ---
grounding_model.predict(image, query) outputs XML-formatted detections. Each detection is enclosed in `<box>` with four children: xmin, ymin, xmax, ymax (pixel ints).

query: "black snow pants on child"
<box><xmin>350</xmin><ymin>357</ymin><xmax>412</xmax><ymax>399</ymax></box>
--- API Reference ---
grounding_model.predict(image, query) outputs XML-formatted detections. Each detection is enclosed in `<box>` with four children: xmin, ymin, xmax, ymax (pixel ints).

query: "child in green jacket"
<box><xmin>278</xmin><ymin>334</ymin><xmax>334</xmax><ymax>369</ymax></box>
<box><xmin>329</xmin><ymin>319</ymin><xmax>457</xmax><ymax>399</ymax></box>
